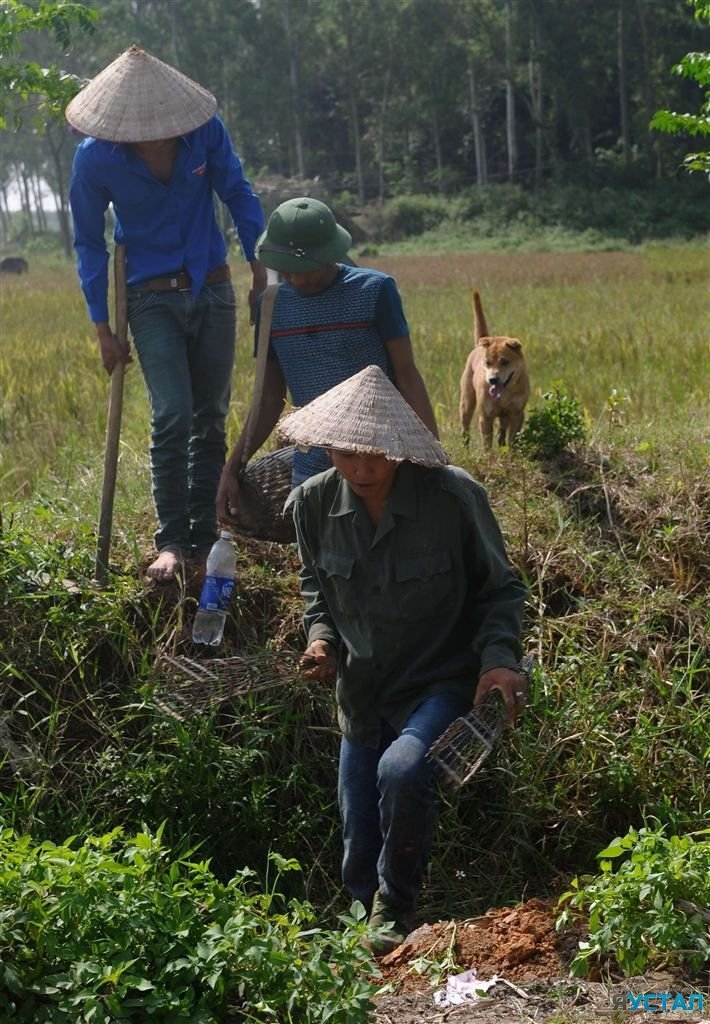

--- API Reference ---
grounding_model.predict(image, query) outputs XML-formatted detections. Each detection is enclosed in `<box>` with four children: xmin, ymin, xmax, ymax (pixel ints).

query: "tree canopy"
<box><xmin>1</xmin><ymin>0</ymin><xmax>708</xmax><ymax>246</ymax></box>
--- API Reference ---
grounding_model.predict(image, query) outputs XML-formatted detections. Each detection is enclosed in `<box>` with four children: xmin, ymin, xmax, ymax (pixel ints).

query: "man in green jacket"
<box><xmin>281</xmin><ymin>365</ymin><xmax>528</xmax><ymax>954</ymax></box>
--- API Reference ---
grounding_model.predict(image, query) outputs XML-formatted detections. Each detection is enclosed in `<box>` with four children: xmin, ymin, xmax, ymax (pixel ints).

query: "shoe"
<box><xmin>364</xmin><ymin>891</ymin><xmax>414</xmax><ymax>956</ymax></box>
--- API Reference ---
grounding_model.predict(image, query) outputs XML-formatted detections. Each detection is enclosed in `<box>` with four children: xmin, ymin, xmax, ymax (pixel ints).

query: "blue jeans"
<box><xmin>338</xmin><ymin>691</ymin><xmax>470</xmax><ymax>916</ymax></box>
<box><xmin>127</xmin><ymin>282</ymin><xmax>236</xmax><ymax>554</ymax></box>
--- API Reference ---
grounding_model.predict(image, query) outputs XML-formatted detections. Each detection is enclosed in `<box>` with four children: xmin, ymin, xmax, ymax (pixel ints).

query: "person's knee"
<box><xmin>377</xmin><ymin>735</ymin><xmax>428</xmax><ymax>791</ymax></box>
<box><xmin>151</xmin><ymin>403</ymin><xmax>191</xmax><ymax>443</ymax></box>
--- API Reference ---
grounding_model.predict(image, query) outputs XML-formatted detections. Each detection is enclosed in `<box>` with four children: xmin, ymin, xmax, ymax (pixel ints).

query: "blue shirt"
<box><xmin>69</xmin><ymin>115</ymin><xmax>264</xmax><ymax>322</ymax></box>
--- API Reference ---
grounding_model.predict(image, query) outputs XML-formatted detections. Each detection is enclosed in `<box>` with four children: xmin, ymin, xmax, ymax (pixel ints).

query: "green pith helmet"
<box><xmin>256</xmin><ymin>197</ymin><xmax>352</xmax><ymax>273</ymax></box>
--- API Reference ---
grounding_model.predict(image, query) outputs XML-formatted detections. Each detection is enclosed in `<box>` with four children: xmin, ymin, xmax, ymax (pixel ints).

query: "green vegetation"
<box><xmin>518</xmin><ymin>382</ymin><xmax>586</xmax><ymax>458</ymax></box>
<box><xmin>0</xmin><ymin>828</ymin><xmax>379</xmax><ymax>1021</ymax></box>
<box><xmin>557</xmin><ymin>825</ymin><xmax>710</xmax><ymax>976</ymax></box>
<box><xmin>1</xmin><ymin>243</ymin><xmax>708</xmax><ymax>1006</ymax></box>
<box><xmin>651</xmin><ymin>0</ymin><xmax>710</xmax><ymax>176</ymax></box>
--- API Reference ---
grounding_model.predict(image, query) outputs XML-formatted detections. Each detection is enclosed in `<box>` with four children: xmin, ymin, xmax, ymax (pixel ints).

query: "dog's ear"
<box><xmin>478</xmin><ymin>337</ymin><xmax>492</xmax><ymax>350</ymax></box>
<box><xmin>505</xmin><ymin>339</ymin><xmax>523</xmax><ymax>352</ymax></box>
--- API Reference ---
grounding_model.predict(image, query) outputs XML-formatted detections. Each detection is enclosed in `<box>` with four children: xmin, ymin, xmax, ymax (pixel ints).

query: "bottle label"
<box><xmin>198</xmin><ymin>574</ymin><xmax>235</xmax><ymax>612</ymax></box>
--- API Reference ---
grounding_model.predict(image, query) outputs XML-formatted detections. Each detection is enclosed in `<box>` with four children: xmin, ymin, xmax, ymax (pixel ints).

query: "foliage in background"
<box><xmin>557</xmin><ymin>825</ymin><xmax>710</xmax><ymax>977</ymax></box>
<box><xmin>0</xmin><ymin>826</ymin><xmax>380</xmax><ymax>1022</ymax></box>
<box><xmin>0</xmin><ymin>0</ymin><xmax>95</xmax><ymax>129</ymax></box>
<box><xmin>2</xmin><ymin>0</ymin><xmax>709</xmax><ymax>242</ymax></box>
<box><xmin>651</xmin><ymin>0</ymin><xmax>710</xmax><ymax>175</ymax></box>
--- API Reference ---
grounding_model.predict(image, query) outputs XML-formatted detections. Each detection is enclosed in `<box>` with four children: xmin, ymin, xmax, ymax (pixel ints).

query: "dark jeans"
<box><xmin>127</xmin><ymin>282</ymin><xmax>236</xmax><ymax>554</ymax></box>
<box><xmin>338</xmin><ymin>691</ymin><xmax>470</xmax><ymax>915</ymax></box>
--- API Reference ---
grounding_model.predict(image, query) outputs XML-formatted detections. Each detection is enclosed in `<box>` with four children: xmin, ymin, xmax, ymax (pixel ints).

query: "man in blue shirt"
<box><xmin>216</xmin><ymin>197</ymin><xmax>437</xmax><ymax>522</ymax></box>
<box><xmin>67</xmin><ymin>46</ymin><xmax>266</xmax><ymax>580</ymax></box>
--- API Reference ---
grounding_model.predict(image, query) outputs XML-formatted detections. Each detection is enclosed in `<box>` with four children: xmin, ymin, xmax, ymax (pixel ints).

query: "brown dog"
<box><xmin>459</xmin><ymin>290</ymin><xmax>530</xmax><ymax>448</ymax></box>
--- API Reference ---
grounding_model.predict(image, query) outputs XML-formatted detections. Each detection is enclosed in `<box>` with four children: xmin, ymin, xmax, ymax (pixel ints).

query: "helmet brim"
<box><xmin>256</xmin><ymin>223</ymin><xmax>352</xmax><ymax>273</ymax></box>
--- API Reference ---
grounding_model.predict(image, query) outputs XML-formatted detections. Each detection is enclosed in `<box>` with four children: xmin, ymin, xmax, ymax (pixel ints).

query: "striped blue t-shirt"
<box><xmin>256</xmin><ymin>264</ymin><xmax>409</xmax><ymax>481</ymax></box>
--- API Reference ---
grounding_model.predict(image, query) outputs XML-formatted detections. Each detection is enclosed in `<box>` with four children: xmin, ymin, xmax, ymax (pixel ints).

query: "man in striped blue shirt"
<box><xmin>217</xmin><ymin>197</ymin><xmax>437</xmax><ymax>522</ymax></box>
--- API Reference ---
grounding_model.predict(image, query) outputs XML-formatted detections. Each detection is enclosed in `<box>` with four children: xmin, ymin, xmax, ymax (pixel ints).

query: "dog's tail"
<box><xmin>472</xmin><ymin>289</ymin><xmax>489</xmax><ymax>343</ymax></box>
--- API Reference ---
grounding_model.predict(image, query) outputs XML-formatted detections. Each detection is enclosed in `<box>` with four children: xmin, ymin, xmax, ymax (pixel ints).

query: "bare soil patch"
<box><xmin>370</xmin><ymin>898</ymin><xmax>709</xmax><ymax>1024</ymax></box>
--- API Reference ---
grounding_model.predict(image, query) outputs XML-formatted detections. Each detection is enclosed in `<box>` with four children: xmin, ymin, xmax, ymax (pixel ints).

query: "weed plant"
<box><xmin>1</xmin><ymin>245</ymin><xmax>709</xmax><ymax>988</ymax></box>
<box><xmin>557</xmin><ymin>825</ymin><xmax>710</xmax><ymax>976</ymax></box>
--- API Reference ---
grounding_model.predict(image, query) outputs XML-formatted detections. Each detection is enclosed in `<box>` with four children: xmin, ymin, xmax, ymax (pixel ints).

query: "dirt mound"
<box><xmin>378</xmin><ymin>897</ymin><xmax>584</xmax><ymax>994</ymax></box>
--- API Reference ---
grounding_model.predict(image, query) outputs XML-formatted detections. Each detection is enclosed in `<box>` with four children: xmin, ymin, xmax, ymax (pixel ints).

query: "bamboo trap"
<box><xmin>149</xmin><ymin>650</ymin><xmax>300</xmax><ymax>720</ymax></box>
<box><xmin>427</xmin><ymin>655</ymin><xmax>535</xmax><ymax>788</ymax></box>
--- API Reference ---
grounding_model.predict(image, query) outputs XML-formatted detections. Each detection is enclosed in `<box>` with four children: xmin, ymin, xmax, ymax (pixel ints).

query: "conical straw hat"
<box><xmin>279</xmin><ymin>365</ymin><xmax>449</xmax><ymax>467</ymax></box>
<box><xmin>65</xmin><ymin>45</ymin><xmax>217</xmax><ymax>142</ymax></box>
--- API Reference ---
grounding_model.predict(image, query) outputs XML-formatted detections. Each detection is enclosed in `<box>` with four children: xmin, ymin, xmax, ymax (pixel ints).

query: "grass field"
<box><xmin>1</xmin><ymin>241</ymin><xmax>708</xmax><ymax>923</ymax></box>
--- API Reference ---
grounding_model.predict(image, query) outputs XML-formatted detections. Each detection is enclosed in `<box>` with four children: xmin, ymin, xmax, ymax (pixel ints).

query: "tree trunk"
<box><xmin>376</xmin><ymin>61</ymin><xmax>391</xmax><ymax>207</ymax></box>
<box><xmin>0</xmin><ymin>187</ymin><xmax>10</xmax><ymax>241</ymax></box>
<box><xmin>19</xmin><ymin>166</ymin><xmax>35</xmax><ymax>235</ymax></box>
<box><xmin>618</xmin><ymin>1</ymin><xmax>631</xmax><ymax>164</ymax></box>
<box><xmin>505</xmin><ymin>0</ymin><xmax>517</xmax><ymax>183</ymax></box>
<box><xmin>44</xmin><ymin>126</ymin><xmax>73</xmax><ymax>258</ymax></box>
<box><xmin>634</xmin><ymin>0</ymin><xmax>661</xmax><ymax>176</ymax></box>
<box><xmin>31</xmin><ymin>175</ymin><xmax>47</xmax><ymax>231</ymax></box>
<box><xmin>344</xmin><ymin>25</ymin><xmax>365</xmax><ymax>205</ymax></box>
<box><xmin>468</xmin><ymin>58</ymin><xmax>487</xmax><ymax>186</ymax></box>
<box><xmin>432</xmin><ymin>108</ymin><xmax>444</xmax><ymax>195</ymax></box>
<box><xmin>282</xmin><ymin>0</ymin><xmax>306</xmax><ymax>178</ymax></box>
<box><xmin>529</xmin><ymin>13</ymin><xmax>544</xmax><ymax>190</ymax></box>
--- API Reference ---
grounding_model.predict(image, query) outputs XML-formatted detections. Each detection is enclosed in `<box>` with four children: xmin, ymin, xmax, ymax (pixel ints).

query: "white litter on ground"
<box><xmin>433</xmin><ymin>969</ymin><xmax>498</xmax><ymax>1007</ymax></box>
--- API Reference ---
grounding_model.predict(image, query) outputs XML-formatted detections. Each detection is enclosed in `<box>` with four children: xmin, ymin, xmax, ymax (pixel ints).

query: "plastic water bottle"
<box><xmin>192</xmin><ymin>530</ymin><xmax>236</xmax><ymax>646</ymax></box>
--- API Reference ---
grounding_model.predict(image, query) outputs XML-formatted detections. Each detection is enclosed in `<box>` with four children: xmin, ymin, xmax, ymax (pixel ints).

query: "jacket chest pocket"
<box><xmin>394</xmin><ymin>551</ymin><xmax>453</xmax><ymax>621</ymax></box>
<box><xmin>315</xmin><ymin>549</ymin><xmax>358</xmax><ymax>617</ymax></box>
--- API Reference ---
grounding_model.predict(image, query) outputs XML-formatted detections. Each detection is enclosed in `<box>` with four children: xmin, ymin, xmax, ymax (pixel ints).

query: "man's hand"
<box><xmin>96</xmin><ymin>322</ymin><xmax>132</xmax><ymax>374</ymax></box>
<box><xmin>216</xmin><ymin>456</ymin><xmax>243</xmax><ymax>527</ymax></box>
<box><xmin>475</xmin><ymin>666</ymin><xmax>528</xmax><ymax>725</ymax></box>
<box><xmin>248</xmin><ymin>260</ymin><xmax>268</xmax><ymax>325</ymax></box>
<box><xmin>299</xmin><ymin>640</ymin><xmax>338</xmax><ymax>683</ymax></box>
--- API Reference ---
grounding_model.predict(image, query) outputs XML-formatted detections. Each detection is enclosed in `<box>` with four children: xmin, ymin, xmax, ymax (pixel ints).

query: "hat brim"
<box><xmin>279</xmin><ymin>365</ymin><xmax>449</xmax><ymax>468</ymax></box>
<box><xmin>256</xmin><ymin>224</ymin><xmax>352</xmax><ymax>273</ymax></box>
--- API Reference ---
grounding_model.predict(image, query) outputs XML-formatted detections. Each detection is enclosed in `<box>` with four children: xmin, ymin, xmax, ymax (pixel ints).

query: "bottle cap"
<box><xmin>219</xmin><ymin>529</ymin><xmax>233</xmax><ymax>540</ymax></box>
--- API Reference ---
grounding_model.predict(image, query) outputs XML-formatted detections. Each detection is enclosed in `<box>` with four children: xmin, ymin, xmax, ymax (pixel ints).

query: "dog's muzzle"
<box><xmin>488</xmin><ymin>371</ymin><xmax>515</xmax><ymax>400</ymax></box>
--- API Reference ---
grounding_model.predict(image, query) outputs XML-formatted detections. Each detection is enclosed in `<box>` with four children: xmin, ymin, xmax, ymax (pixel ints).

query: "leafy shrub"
<box><xmin>0</xmin><ymin>824</ymin><xmax>380</xmax><ymax>1023</ymax></box>
<box><xmin>557</xmin><ymin>825</ymin><xmax>710</xmax><ymax>976</ymax></box>
<box><xmin>380</xmin><ymin>195</ymin><xmax>450</xmax><ymax>239</ymax></box>
<box><xmin>519</xmin><ymin>381</ymin><xmax>586</xmax><ymax>457</ymax></box>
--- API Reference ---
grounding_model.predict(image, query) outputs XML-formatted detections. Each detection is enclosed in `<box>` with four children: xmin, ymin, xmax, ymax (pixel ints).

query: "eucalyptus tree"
<box><xmin>0</xmin><ymin>0</ymin><xmax>97</xmax><ymax>253</ymax></box>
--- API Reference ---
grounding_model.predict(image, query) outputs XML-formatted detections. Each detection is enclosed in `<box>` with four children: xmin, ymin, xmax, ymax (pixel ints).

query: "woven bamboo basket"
<box><xmin>231</xmin><ymin>446</ymin><xmax>297</xmax><ymax>544</ymax></box>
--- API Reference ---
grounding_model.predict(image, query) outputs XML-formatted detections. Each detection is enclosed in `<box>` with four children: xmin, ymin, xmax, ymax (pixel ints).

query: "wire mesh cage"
<box><xmin>426</xmin><ymin>694</ymin><xmax>506</xmax><ymax>787</ymax></box>
<box><xmin>426</xmin><ymin>655</ymin><xmax>535</xmax><ymax>788</ymax></box>
<box><xmin>149</xmin><ymin>650</ymin><xmax>301</xmax><ymax>720</ymax></box>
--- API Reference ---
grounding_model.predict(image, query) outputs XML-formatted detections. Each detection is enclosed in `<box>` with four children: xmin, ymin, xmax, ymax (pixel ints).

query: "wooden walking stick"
<box><xmin>94</xmin><ymin>244</ymin><xmax>128</xmax><ymax>586</ymax></box>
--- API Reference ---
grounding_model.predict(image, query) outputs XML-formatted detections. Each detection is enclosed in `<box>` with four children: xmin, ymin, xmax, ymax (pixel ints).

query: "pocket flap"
<box><xmin>316</xmin><ymin>549</ymin><xmax>355</xmax><ymax>580</ymax></box>
<box><xmin>395</xmin><ymin>550</ymin><xmax>451</xmax><ymax>582</ymax></box>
